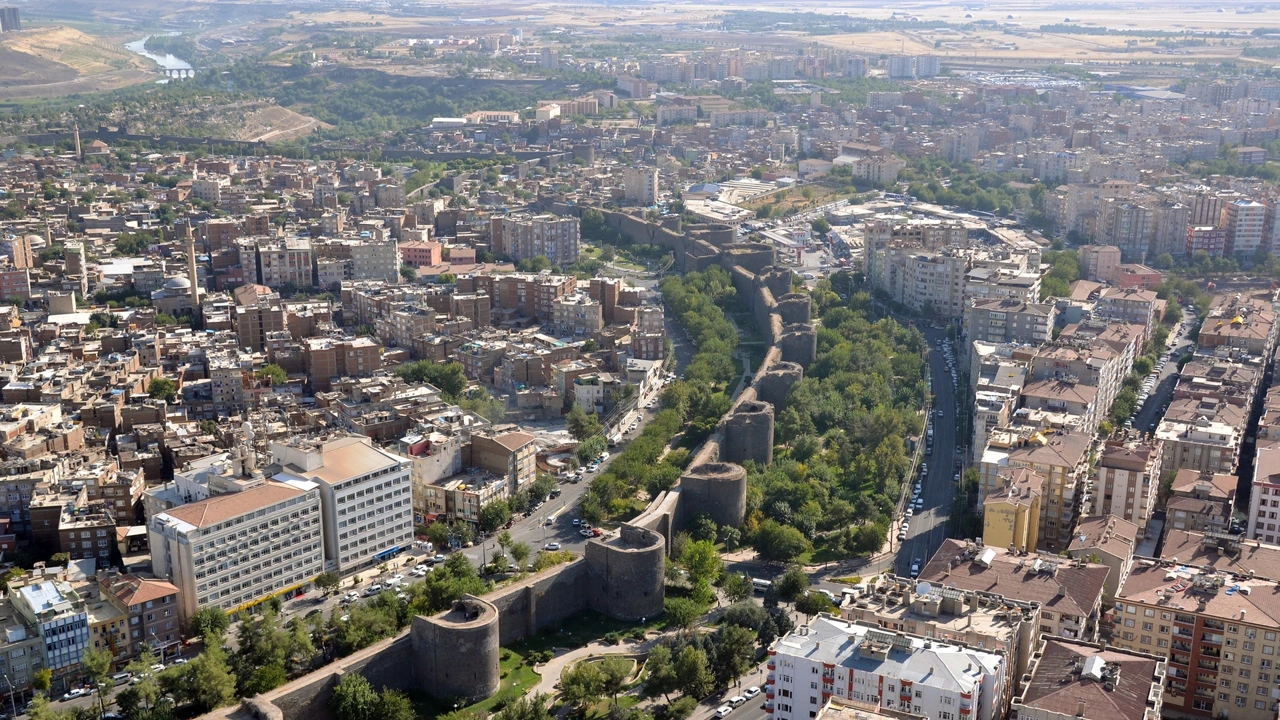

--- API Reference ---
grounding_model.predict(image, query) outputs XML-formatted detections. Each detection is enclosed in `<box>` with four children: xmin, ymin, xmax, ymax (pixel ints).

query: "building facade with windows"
<box><xmin>148</xmin><ymin>478</ymin><xmax>324</xmax><ymax>623</ymax></box>
<box><xmin>271</xmin><ymin>435</ymin><xmax>414</xmax><ymax>574</ymax></box>
<box><xmin>767</xmin><ymin>615</ymin><xmax>1008</xmax><ymax>720</ymax></box>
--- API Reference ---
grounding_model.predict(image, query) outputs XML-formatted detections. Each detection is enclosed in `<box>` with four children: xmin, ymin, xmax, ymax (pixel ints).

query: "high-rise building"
<box><xmin>0</xmin><ymin>7</ymin><xmax>20</xmax><ymax>32</ymax></box>
<box><xmin>12</xmin><ymin>580</ymin><xmax>89</xmax><ymax>686</ymax></box>
<box><xmin>493</xmin><ymin>214</ymin><xmax>580</xmax><ymax>266</ymax></box>
<box><xmin>271</xmin><ymin>435</ymin><xmax>414</xmax><ymax>574</ymax></box>
<box><xmin>148</xmin><ymin>478</ymin><xmax>325</xmax><ymax>622</ymax></box>
<box><xmin>622</xmin><ymin>167</ymin><xmax>660</xmax><ymax>205</ymax></box>
<box><xmin>1225</xmin><ymin>199</ymin><xmax>1266</xmax><ymax>258</ymax></box>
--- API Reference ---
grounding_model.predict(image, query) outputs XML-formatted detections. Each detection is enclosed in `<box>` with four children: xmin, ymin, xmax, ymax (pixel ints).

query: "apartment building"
<box><xmin>1246</xmin><ymin>443</ymin><xmax>1280</xmax><ymax>544</ymax></box>
<box><xmin>1091</xmin><ymin>440</ymin><xmax>1163</xmax><ymax>535</ymax></box>
<box><xmin>254</xmin><ymin>238</ymin><xmax>314</xmax><ymax>289</ymax></box>
<box><xmin>622</xmin><ymin>167</ymin><xmax>660</xmax><ymax>205</ymax></box>
<box><xmin>271</xmin><ymin>434</ymin><xmax>414</xmax><ymax>573</ymax></box>
<box><xmin>841</xmin><ymin>574</ymin><xmax>1041</xmax><ymax>688</ymax></box>
<box><xmin>148</xmin><ymin>478</ymin><xmax>325</xmax><ymax>622</ymax></box>
<box><xmin>965</xmin><ymin>298</ymin><xmax>1055</xmax><ymax>347</ymax></box>
<box><xmin>1174</xmin><ymin>358</ymin><xmax>1263</xmax><ymax>408</ymax></box>
<box><xmin>1064</xmin><ymin>514</ymin><xmax>1139</xmax><ymax>600</ymax></box>
<box><xmin>99</xmin><ymin>574</ymin><xmax>182</xmax><ymax>660</ymax></box>
<box><xmin>1112</xmin><ymin>532</ymin><xmax>1280</xmax><ymax>720</ymax></box>
<box><xmin>1197</xmin><ymin>291</ymin><xmax>1279</xmax><ymax>357</ymax></box>
<box><xmin>0</xmin><ymin>595</ymin><xmax>46</xmax><ymax>696</ymax></box>
<box><xmin>1155</xmin><ymin>398</ymin><xmax>1246</xmax><ymax>476</ymax></box>
<box><xmin>919</xmin><ymin>540</ymin><xmax>1109</xmax><ymax>643</ymax></box>
<box><xmin>11</xmin><ymin>580</ymin><xmax>89</xmax><ymax>688</ymax></box>
<box><xmin>350</xmin><ymin>241</ymin><xmax>400</xmax><ymax>284</ymax></box>
<box><xmin>1095</xmin><ymin>287</ymin><xmax>1159</xmax><ymax>335</ymax></box>
<box><xmin>1224</xmin><ymin>199</ymin><xmax>1266</xmax><ymax>258</ymax></box>
<box><xmin>1186</xmin><ymin>226</ymin><xmax>1228</xmax><ymax>257</ymax></box>
<box><xmin>767</xmin><ymin>615</ymin><xmax>1008</xmax><ymax>720</ymax></box>
<box><xmin>1166</xmin><ymin>469</ymin><xmax>1236</xmax><ymax>538</ymax></box>
<box><xmin>1009</xmin><ymin>637</ymin><xmax>1165</xmax><ymax>720</ymax></box>
<box><xmin>1078</xmin><ymin>245</ymin><xmax>1121</xmax><ymax>283</ymax></box>
<box><xmin>982</xmin><ymin>467</ymin><xmax>1043</xmax><ymax>553</ymax></box>
<box><xmin>469</xmin><ymin>431</ymin><xmax>537</xmax><ymax>494</ymax></box>
<box><xmin>552</xmin><ymin>292</ymin><xmax>603</xmax><ymax>337</ymax></box>
<box><xmin>493</xmin><ymin>214</ymin><xmax>580</xmax><ymax>266</ymax></box>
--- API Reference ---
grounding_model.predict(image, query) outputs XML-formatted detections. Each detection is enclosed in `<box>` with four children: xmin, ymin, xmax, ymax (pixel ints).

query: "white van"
<box><xmin>752</xmin><ymin>578</ymin><xmax>773</xmax><ymax>593</ymax></box>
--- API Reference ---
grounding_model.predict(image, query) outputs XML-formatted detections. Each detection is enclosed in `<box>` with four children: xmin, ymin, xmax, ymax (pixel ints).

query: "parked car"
<box><xmin>744</xmin><ymin>687</ymin><xmax>761</xmax><ymax>699</ymax></box>
<box><xmin>910</xmin><ymin>558</ymin><xmax>922</xmax><ymax>578</ymax></box>
<box><xmin>544</xmin><ymin>542</ymin><xmax>561</xmax><ymax>551</ymax></box>
<box><xmin>715</xmin><ymin>706</ymin><xmax>734</xmax><ymax>719</ymax></box>
<box><xmin>729</xmin><ymin>696</ymin><xmax>747</xmax><ymax>708</ymax></box>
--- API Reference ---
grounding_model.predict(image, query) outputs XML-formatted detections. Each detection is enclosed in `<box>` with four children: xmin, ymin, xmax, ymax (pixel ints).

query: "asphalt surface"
<box><xmin>1132</xmin><ymin>320</ymin><xmax>1196</xmax><ymax>434</ymax></box>
<box><xmin>894</xmin><ymin>329</ymin><xmax>961</xmax><ymax>578</ymax></box>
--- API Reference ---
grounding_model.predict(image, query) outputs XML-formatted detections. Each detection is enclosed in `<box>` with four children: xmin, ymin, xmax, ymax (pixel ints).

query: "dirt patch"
<box><xmin>0</xmin><ymin>69</ymin><xmax>155</xmax><ymax>101</ymax></box>
<box><xmin>0</xmin><ymin>45</ymin><xmax>78</xmax><ymax>87</ymax></box>
<box><xmin>235</xmin><ymin>105</ymin><xmax>332</xmax><ymax>142</ymax></box>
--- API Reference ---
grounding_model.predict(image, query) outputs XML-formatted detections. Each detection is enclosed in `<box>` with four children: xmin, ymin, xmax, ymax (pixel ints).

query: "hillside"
<box><xmin>0</xmin><ymin>26</ymin><xmax>153</xmax><ymax>99</ymax></box>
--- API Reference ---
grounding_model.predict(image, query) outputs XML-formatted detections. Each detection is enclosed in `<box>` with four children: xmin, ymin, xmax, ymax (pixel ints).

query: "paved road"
<box><xmin>1133</xmin><ymin>321</ymin><xmax>1195</xmax><ymax>433</ymax></box>
<box><xmin>895</xmin><ymin>329</ymin><xmax>960</xmax><ymax>578</ymax></box>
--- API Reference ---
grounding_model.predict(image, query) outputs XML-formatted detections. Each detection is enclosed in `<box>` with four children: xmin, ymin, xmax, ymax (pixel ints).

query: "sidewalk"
<box><xmin>529</xmin><ymin>635</ymin><xmax>660</xmax><ymax>697</ymax></box>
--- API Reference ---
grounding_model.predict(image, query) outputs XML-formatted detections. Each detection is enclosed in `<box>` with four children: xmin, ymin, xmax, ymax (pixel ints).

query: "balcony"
<box><xmin>1172</xmin><ymin>641</ymin><xmax>1192</xmax><ymax>653</ymax></box>
<box><xmin>1199</xmin><ymin>647</ymin><xmax>1221</xmax><ymax>659</ymax></box>
<box><xmin>1196</xmin><ymin>660</ymin><xmax>1219</xmax><ymax>672</ymax></box>
<box><xmin>1170</xmin><ymin>654</ymin><xmax>1191</xmax><ymax>667</ymax></box>
<box><xmin>1173</xmin><ymin>628</ymin><xmax>1195</xmax><ymax>640</ymax></box>
<box><xmin>1201</xmin><ymin>633</ymin><xmax>1223</xmax><ymax>645</ymax></box>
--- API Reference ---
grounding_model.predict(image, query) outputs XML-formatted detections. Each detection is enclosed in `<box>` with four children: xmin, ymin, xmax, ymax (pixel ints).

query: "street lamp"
<box><xmin>1</xmin><ymin>671</ymin><xmax>18</xmax><ymax>720</ymax></box>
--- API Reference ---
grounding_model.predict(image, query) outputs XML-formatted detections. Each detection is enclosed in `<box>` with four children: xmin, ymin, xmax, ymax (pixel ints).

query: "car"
<box><xmin>744</xmin><ymin>686</ymin><xmax>761</xmax><ymax>699</ymax></box>
<box><xmin>62</xmin><ymin>688</ymin><xmax>90</xmax><ymax>701</ymax></box>
<box><xmin>935</xmin><ymin>410</ymin><xmax>943</xmax><ymax>418</ymax></box>
<box><xmin>364</xmin><ymin>584</ymin><xmax>383</xmax><ymax>596</ymax></box>
<box><xmin>715</xmin><ymin>706</ymin><xmax>734</xmax><ymax>719</ymax></box>
<box><xmin>544</xmin><ymin>542</ymin><xmax>561</xmax><ymax>551</ymax></box>
<box><xmin>897</xmin><ymin>530</ymin><xmax>908</xmax><ymax>541</ymax></box>
<box><xmin>580</xmin><ymin>529</ymin><xmax>594</xmax><ymax>537</ymax></box>
<box><xmin>150</xmin><ymin>664</ymin><xmax>164</xmax><ymax>674</ymax></box>
<box><xmin>572</xmin><ymin>518</ymin><xmax>582</xmax><ymax>526</ymax></box>
<box><xmin>910</xmin><ymin>559</ymin><xmax>922</xmax><ymax>577</ymax></box>
<box><xmin>390</xmin><ymin>574</ymin><xmax>404</xmax><ymax>582</ymax></box>
<box><xmin>170</xmin><ymin>658</ymin><xmax>188</xmax><ymax>665</ymax></box>
<box><xmin>340</xmin><ymin>614</ymin><xmax>351</xmax><ymax>622</ymax></box>
<box><xmin>914</xmin><ymin>498</ymin><xmax>924</xmax><ymax>510</ymax></box>
<box><xmin>729</xmin><ymin>696</ymin><xmax>747</xmax><ymax>708</ymax></box>
<box><xmin>111</xmin><ymin>672</ymin><xmax>132</xmax><ymax>686</ymax></box>
<box><xmin>592</xmin><ymin>527</ymin><xmax>604</xmax><ymax>536</ymax></box>
<box><xmin>433</xmin><ymin>554</ymin><xmax>446</xmax><ymax>563</ymax></box>
<box><xmin>904</xmin><ymin>508</ymin><xmax>913</xmax><ymax>518</ymax></box>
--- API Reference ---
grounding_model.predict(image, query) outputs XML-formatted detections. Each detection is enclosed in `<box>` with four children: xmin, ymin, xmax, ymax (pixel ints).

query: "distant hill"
<box><xmin>0</xmin><ymin>26</ymin><xmax>152</xmax><ymax>96</ymax></box>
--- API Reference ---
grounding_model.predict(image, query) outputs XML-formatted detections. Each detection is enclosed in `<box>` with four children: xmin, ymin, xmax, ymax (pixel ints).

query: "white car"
<box><xmin>744</xmin><ymin>686</ymin><xmax>761</xmax><ymax>699</ymax></box>
<box><xmin>544</xmin><ymin>542</ymin><xmax>561</xmax><ymax>551</ymax></box>
<box><xmin>715</xmin><ymin>707</ymin><xmax>734</xmax><ymax>719</ymax></box>
<box><xmin>729</xmin><ymin>696</ymin><xmax>747</xmax><ymax>708</ymax></box>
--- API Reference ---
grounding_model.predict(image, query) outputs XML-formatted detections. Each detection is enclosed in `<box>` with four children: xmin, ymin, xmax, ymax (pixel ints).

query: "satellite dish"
<box><xmin>916</xmin><ymin>581</ymin><xmax>934</xmax><ymax>596</ymax></box>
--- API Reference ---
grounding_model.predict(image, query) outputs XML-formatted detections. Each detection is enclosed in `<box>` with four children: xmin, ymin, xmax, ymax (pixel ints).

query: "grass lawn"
<box><xmin>507</xmin><ymin>610</ymin><xmax>668</xmax><ymax>657</ymax></box>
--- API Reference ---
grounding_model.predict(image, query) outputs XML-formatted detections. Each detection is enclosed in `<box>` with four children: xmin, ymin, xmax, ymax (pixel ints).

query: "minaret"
<box><xmin>73</xmin><ymin>122</ymin><xmax>81</xmax><ymax>160</ymax></box>
<box><xmin>185</xmin><ymin>222</ymin><xmax>200</xmax><ymax>308</ymax></box>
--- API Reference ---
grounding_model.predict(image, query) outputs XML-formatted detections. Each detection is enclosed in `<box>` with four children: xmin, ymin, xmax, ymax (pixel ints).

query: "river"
<box><xmin>123</xmin><ymin>35</ymin><xmax>193</xmax><ymax>71</ymax></box>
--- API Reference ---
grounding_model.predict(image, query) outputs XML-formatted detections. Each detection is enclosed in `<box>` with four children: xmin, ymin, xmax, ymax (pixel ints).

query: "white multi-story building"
<box><xmin>495</xmin><ymin>214</ymin><xmax>581</xmax><ymax>266</ymax></box>
<box><xmin>12</xmin><ymin>581</ymin><xmax>88</xmax><ymax>682</ymax></box>
<box><xmin>350</xmin><ymin>241</ymin><xmax>401</xmax><ymax>284</ymax></box>
<box><xmin>623</xmin><ymin>167</ymin><xmax>660</xmax><ymax>205</ymax></box>
<box><xmin>271</xmin><ymin>435</ymin><xmax>414</xmax><ymax>573</ymax></box>
<box><xmin>148</xmin><ymin>478</ymin><xmax>325</xmax><ymax>622</ymax></box>
<box><xmin>1247</xmin><ymin>443</ymin><xmax>1280</xmax><ymax>544</ymax></box>
<box><xmin>1225</xmin><ymin>199</ymin><xmax>1266</xmax><ymax>258</ymax></box>
<box><xmin>767</xmin><ymin>615</ymin><xmax>1008</xmax><ymax>720</ymax></box>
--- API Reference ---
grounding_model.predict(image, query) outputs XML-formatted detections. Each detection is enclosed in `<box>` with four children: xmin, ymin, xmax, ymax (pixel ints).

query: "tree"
<box><xmin>598</xmin><ymin>656</ymin><xmax>633</xmax><ymax>706</ymax></box>
<box><xmin>674</xmin><ymin>646</ymin><xmax>713</xmax><ymax>698</ymax></box>
<box><xmin>330</xmin><ymin>673</ymin><xmax>379</xmax><ymax>720</ymax></box>
<box><xmin>425</xmin><ymin>521</ymin><xmax>451</xmax><ymax>549</ymax></box>
<box><xmin>510</xmin><ymin>541</ymin><xmax>531</xmax><ymax>570</ymax></box>
<box><xmin>711</xmin><ymin>624</ymin><xmax>757</xmax><ymax>688</ymax></box>
<box><xmin>255</xmin><ymin>364</ymin><xmax>288</xmax><ymax>386</ymax></box>
<box><xmin>560</xmin><ymin>661</ymin><xmax>606</xmax><ymax>709</ymax></box>
<box><xmin>478</xmin><ymin>499</ymin><xmax>512</xmax><ymax>533</ymax></box>
<box><xmin>795</xmin><ymin>591</ymin><xmax>835</xmax><ymax>618</ymax></box>
<box><xmin>315</xmin><ymin>571</ymin><xmax>341</xmax><ymax>594</ymax></box>
<box><xmin>722</xmin><ymin>601</ymin><xmax>769</xmax><ymax>631</ymax></box>
<box><xmin>663</xmin><ymin>596</ymin><xmax>703</xmax><ymax>631</ymax></box>
<box><xmin>576</xmin><ymin>435</ymin><xmax>608</xmax><ymax>465</ymax></box>
<box><xmin>679</xmin><ymin>540</ymin><xmax>722</xmax><ymax>586</ymax></box>
<box><xmin>82</xmin><ymin>646</ymin><xmax>114</xmax><ymax>719</ymax></box>
<box><xmin>190</xmin><ymin>607</ymin><xmax>230</xmax><ymax>639</ymax></box>
<box><xmin>566</xmin><ymin>404</ymin><xmax>603</xmax><ymax>440</ymax></box>
<box><xmin>690</xmin><ymin>514</ymin><xmax>718</xmax><ymax>542</ymax></box>
<box><xmin>642</xmin><ymin>646</ymin><xmax>679</xmax><ymax>700</ymax></box>
<box><xmin>376</xmin><ymin>690</ymin><xmax>416</xmax><ymax>720</ymax></box>
<box><xmin>665</xmin><ymin>696</ymin><xmax>698</xmax><ymax>720</ymax></box>
<box><xmin>495</xmin><ymin>694</ymin><xmax>554</xmax><ymax>720</ymax></box>
<box><xmin>400</xmin><ymin>264</ymin><xmax>417</xmax><ymax>283</ymax></box>
<box><xmin>147</xmin><ymin>377</ymin><xmax>177</xmax><ymax>403</ymax></box>
<box><xmin>32</xmin><ymin>668</ymin><xmax>51</xmax><ymax>693</ymax></box>
<box><xmin>775</xmin><ymin>565</ymin><xmax>810</xmax><ymax>604</ymax></box>
<box><xmin>183</xmin><ymin>643</ymin><xmax>236</xmax><ymax>712</ymax></box>
<box><xmin>721</xmin><ymin>573</ymin><xmax>752</xmax><ymax>604</ymax></box>
<box><xmin>810</xmin><ymin>217</ymin><xmax>831</xmax><ymax>235</ymax></box>
<box><xmin>752</xmin><ymin>521</ymin><xmax>811</xmax><ymax>563</ymax></box>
